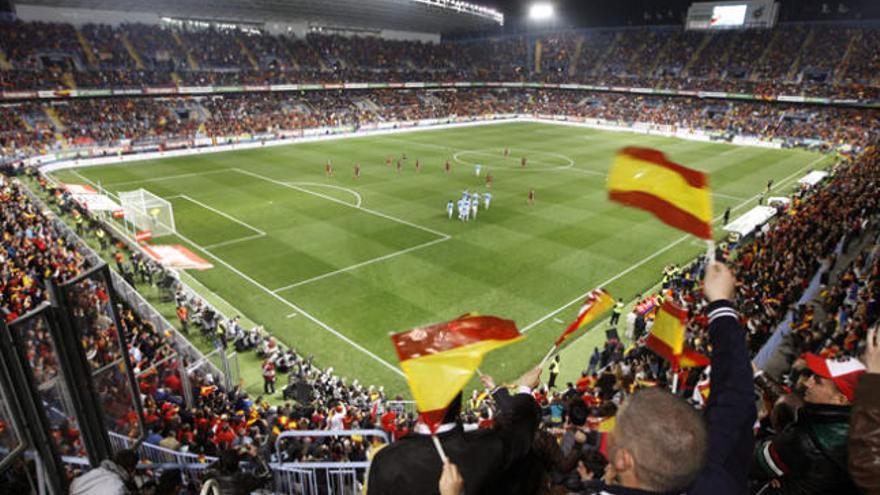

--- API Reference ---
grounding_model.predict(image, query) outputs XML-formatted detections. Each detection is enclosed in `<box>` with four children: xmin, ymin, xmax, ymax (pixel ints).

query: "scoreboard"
<box><xmin>686</xmin><ymin>0</ymin><xmax>778</xmax><ymax>30</ymax></box>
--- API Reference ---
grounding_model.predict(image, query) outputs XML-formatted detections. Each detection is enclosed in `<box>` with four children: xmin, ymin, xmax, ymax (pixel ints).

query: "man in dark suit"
<box><xmin>366</xmin><ymin>366</ymin><xmax>542</xmax><ymax>495</ymax></box>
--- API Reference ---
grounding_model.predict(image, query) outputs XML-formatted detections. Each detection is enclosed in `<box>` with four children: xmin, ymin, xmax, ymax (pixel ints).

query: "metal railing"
<box><xmin>273</xmin><ymin>429</ymin><xmax>389</xmax><ymax>495</ymax></box>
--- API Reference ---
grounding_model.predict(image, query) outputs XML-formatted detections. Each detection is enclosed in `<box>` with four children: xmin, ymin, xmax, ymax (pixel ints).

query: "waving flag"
<box><xmin>391</xmin><ymin>315</ymin><xmax>524</xmax><ymax>431</ymax></box>
<box><xmin>608</xmin><ymin>147</ymin><xmax>713</xmax><ymax>240</ymax></box>
<box><xmin>555</xmin><ymin>288</ymin><xmax>614</xmax><ymax>347</ymax></box>
<box><xmin>645</xmin><ymin>300</ymin><xmax>709</xmax><ymax>369</ymax></box>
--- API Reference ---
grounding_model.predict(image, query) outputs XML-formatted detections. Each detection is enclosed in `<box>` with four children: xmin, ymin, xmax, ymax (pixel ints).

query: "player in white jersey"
<box><xmin>447</xmin><ymin>200</ymin><xmax>454</xmax><ymax>219</ymax></box>
<box><xmin>462</xmin><ymin>198</ymin><xmax>471</xmax><ymax>221</ymax></box>
<box><xmin>475</xmin><ymin>163</ymin><xmax>482</xmax><ymax>176</ymax></box>
<box><xmin>483</xmin><ymin>192</ymin><xmax>492</xmax><ymax>210</ymax></box>
<box><xmin>470</xmin><ymin>196</ymin><xmax>479</xmax><ymax>220</ymax></box>
<box><xmin>457</xmin><ymin>200</ymin><xmax>466</xmax><ymax>221</ymax></box>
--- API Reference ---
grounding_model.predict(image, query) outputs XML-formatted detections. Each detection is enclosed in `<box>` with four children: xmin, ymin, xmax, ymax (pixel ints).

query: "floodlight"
<box><xmin>529</xmin><ymin>3</ymin><xmax>554</xmax><ymax>21</ymax></box>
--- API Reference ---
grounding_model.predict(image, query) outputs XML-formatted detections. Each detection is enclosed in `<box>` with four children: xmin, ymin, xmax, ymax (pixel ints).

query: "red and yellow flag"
<box><xmin>608</xmin><ymin>147</ymin><xmax>713</xmax><ymax>240</ymax></box>
<box><xmin>391</xmin><ymin>315</ymin><xmax>524</xmax><ymax>431</ymax></box>
<box><xmin>555</xmin><ymin>288</ymin><xmax>614</xmax><ymax>347</ymax></box>
<box><xmin>645</xmin><ymin>300</ymin><xmax>710</xmax><ymax>369</ymax></box>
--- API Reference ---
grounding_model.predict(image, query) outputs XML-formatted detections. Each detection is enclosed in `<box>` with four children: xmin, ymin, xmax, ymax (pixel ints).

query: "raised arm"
<box><xmin>690</xmin><ymin>262</ymin><xmax>757</xmax><ymax>494</ymax></box>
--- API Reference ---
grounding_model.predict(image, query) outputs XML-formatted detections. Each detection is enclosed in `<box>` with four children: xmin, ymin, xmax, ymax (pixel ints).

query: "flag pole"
<box><xmin>671</xmin><ymin>368</ymin><xmax>680</xmax><ymax>395</ymax></box>
<box><xmin>705</xmin><ymin>240</ymin><xmax>715</xmax><ymax>262</ymax></box>
<box><xmin>539</xmin><ymin>345</ymin><xmax>557</xmax><ymax>368</ymax></box>
<box><xmin>431</xmin><ymin>434</ymin><xmax>448</xmax><ymax>462</ymax></box>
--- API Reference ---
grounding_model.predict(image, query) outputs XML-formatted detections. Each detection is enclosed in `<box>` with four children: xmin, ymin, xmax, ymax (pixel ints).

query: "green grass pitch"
<box><xmin>52</xmin><ymin>121</ymin><xmax>832</xmax><ymax>398</ymax></box>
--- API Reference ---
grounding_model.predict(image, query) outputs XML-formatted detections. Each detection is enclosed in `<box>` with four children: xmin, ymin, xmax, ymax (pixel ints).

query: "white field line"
<box><xmin>232</xmin><ymin>168</ymin><xmax>450</xmax><ymax>239</ymax></box>
<box><xmin>521</xmin><ymin>153</ymin><xmax>831</xmax><ymax>334</ymax></box>
<box><xmin>170</xmin><ymin>227</ymin><xmax>407</xmax><ymax>378</ymax></box>
<box><xmin>58</xmin><ymin>168</ymin><xmax>404</xmax><ymax>377</ymax></box>
<box><xmin>175</xmin><ymin>195</ymin><xmax>266</xmax><ymax>236</ymax></box>
<box><xmin>203</xmin><ymin>233</ymin><xmax>267</xmax><ymax>250</ymax></box>
<box><xmin>286</xmin><ymin>182</ymin><xmax>363</xmax><ymax>208</ymax></box>
<box><xmin>103</xmin><ymin>169</ymin><xmax>230</xmax><ymax>188</ymax></box>
<box><xmin>70</xmin><ymin>169</ymin><xmax>100</xmax><ymax>189</ymax></box>
<box><xmin>272</xmin><ymin>236</ymin><xmax>451</xmax><ymax>293</ymax></box>
<box><xmin>713</xmin><ymin>192</ymin><xmax>750</xmax><ymax>201</ymax></box>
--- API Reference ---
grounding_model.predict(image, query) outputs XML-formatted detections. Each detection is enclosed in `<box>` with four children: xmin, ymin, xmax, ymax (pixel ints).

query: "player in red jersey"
<box><xmin>396</xmin><ymin>160</ymin><xmax>402</xmax><ymax>174</ymax></box>
<box><xmin>521</xmin><ymin>156</ymin><xmax>527</xmax><ymax>168</ymax></box>
<box><xmin>528</xmin><ymin>189</ymin><xmax>535</xmax><ymax>204</ymax></box>
<box><xmin>503</xmin><ymin>147</ymin><xmax>509</xmax><ymax>158</ymax></box>
<box><xmin>354</xmin><ymin>163</ymin><xmax>361</xmax><ymax>178</ymax></box>
<box><xmin>386</xmin><ymin>156</ymin><xmax>392</xmax><ymax>166</ymax></box>
<box><xmin>415</xmin><ymin>159</ymin><xmax>421</xmax><ymax>173</ymax></box>
<box><xmin>325</xmin><ymin>160</ymin><xmax>333</xmax><ymax>177</ymax></box>
<box><xmin>444</xmin><ymin>160</ymin><xmax>451</xmax><ymax>175</ymax></box>
<box><xmin>486</xmin><ymin>172</ymin><xmax>493</xmax><ymax>188</ymax></box>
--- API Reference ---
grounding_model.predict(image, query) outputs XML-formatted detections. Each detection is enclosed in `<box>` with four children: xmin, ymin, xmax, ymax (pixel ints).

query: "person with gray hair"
<box><xmin>574</xmin><ymin>262</ymin><xmax>757</xmax><ymax>495</ymax></box>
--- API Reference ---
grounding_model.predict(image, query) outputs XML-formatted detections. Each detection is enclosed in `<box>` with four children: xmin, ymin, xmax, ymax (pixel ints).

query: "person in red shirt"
<box><xmin>445</xmin><ymin>160</ymin><xmax>451</xmax><ymax>174</ymax></box>
<box><xmin>415</xmin><ymin>159</ymin><xmax>421</xmax><ymax>173</ymax></box>
<box><xmin>354</xmin><ymin>163</ymin><xmax>361</xmax><ymax>178</ymax></box>
<box><xmin>528</xmin><ymin>189</ymin><xmax>535</xmax><ymax>205</ymax></box>
<box><xmin>325</xmin><ymin>161</ymin><xmax>333</xmax><ymax>177</ymax></box>
<box><xmin>521</xmin><ymin>156</ymin><xmax>527</xmax><ymax>168</ymax></box>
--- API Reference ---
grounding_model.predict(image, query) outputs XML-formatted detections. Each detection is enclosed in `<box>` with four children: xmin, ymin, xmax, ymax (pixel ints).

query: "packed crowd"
<box><xmin>0</xmin><ymin>20</ymin><xmax>878</xmax><ymax>99</ymax></box>
<box><xmin>369</xmin><ymin>144</ymin><xmax>878</xmax><ymax>495</ymax></box>
<box><xmin>1</xmin><ymin>89</ymin><xmax>877</xmax><ymax>163</ymax></box>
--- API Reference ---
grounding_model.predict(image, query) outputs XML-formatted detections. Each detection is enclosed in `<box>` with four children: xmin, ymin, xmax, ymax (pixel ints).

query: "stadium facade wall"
<box><xmin>35</xmin><ymin>114</ymin><xmax>794</xmax><ymax>175</ymax></box>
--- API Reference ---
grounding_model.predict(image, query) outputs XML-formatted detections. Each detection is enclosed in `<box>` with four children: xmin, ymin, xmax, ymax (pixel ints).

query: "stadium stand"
<box><xmin>1</xmin><ymin>6</ymin><xmax>879</xmax><ymax>495</ymax></box>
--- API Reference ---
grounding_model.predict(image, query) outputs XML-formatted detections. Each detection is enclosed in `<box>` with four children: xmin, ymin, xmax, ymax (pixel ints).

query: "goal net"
<box><xmin>119</xmin><ymin>189</ymin><xmax>175</xmax><ymax>237</ymax></box>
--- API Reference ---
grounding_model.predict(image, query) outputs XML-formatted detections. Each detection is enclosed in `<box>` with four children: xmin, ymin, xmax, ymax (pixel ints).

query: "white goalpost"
<box><xmin>119</xmin><ymin>188</ymin><xmax>176</xmax><ymax>237</ymax></box>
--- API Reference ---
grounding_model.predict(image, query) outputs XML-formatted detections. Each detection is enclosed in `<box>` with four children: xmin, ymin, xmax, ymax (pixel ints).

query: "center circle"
<box><xmin>452</xmin><ymin>148</ymin><xmax>574</xmax><ymax>170</ymax></box>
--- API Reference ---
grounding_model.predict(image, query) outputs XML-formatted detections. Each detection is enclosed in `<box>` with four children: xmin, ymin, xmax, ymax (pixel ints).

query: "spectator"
<box><xmin>751</xmin><ymin>354</ymin><xmax>866</xmax><ymax>493</ymax></box>
<box><xmin>848</xmin><ymin>324</ymin><xmax>880</xmax><ymax>494</ymax></box>
<box><xmin>69</xmin><ymin>449</ymin><xmax>139</xmax><ymax>495</ymax></box>
<box><xmin>366</xmin><ymin>366</ymin><xmax>542</xmax><ymax>495</ymax></box>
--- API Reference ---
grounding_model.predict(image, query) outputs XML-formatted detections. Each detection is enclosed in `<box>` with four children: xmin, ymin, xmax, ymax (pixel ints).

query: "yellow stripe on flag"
<box><xmin>608</xmin><ymin>147</ymin><xmax>713</xmax><ymax>239</ymax></box>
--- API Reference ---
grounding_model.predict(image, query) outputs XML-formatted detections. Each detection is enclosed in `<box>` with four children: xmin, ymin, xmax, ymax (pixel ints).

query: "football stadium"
<box><xmin>0</xmin><ymin>0</ymin><xmax>878</xmax><ymax>494</ymax></box>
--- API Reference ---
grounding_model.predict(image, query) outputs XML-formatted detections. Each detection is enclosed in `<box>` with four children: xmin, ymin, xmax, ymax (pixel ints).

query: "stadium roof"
<box><xmin>20</xmin><ymin>0</ymin><xmax>504</xmax><ymax>32</ymax></box>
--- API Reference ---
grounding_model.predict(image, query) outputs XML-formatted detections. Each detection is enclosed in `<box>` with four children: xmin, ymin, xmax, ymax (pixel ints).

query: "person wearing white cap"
<box><xmin>751</xmin><ymin>351</ymin><xmax>866</xmax><ymax>493</ymax></box>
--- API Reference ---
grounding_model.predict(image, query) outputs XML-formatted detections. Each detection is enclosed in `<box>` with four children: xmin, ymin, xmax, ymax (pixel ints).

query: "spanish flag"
<box><xmin>555</xmin><ymin>288</ymin><xmax>614</xmax><ymax>347</ymax></box>
<box><xmin>608</xmin><ymin>147</ymin><xmax>713</xmax><ymax>240</ymax></box>
<box><xmin>645</xmin><ymin>300</ymin><xmax>710</xmax><ymax>369</ymax></box>
<box><xmin>391</xmin><ymin>315</ymin><xmax>524</xmax><ymax>431</ymax></box>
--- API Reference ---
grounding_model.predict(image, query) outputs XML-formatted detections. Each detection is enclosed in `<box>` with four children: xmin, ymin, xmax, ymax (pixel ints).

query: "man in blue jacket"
<box><xmin>574</xmin><ymin>262</ymin><xmax>757</xmax><ymax>495</ymax></box>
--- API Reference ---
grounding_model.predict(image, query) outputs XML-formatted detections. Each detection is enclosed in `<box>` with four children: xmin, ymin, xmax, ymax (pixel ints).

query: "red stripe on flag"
<box><xmin>609</xmin><ymin>190</ymin><xmax>713</xmax><ymax>240</ymax></box>
<box><xmin>619</xmin><ymin>147</ymin><xmax>708</xmax><ymax>188</ymax></box>
<box><xmin>391</xmin><ymin>316</ymin><xmax>520</xmax><ymax>362</ymax></box>
<box><xmin>660</xmin><ymin>300</ymin><xmax>689</xmax><ymax>321</ymax></box>
<box><xmin>645</xmin><ymin>334</ymin><xmax>679</xmax><ymax>364</ymax></box>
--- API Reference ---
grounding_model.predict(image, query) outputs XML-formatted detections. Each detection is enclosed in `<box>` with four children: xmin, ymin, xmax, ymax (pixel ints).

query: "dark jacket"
<box><xmin>751</xmin><ymin>403</ymin><xmax>857</xmax><ymax>494</ymax></box>
<box><xmin>848</xmin><ymin>373</ymin><xmax>880</xmax><ymax>495</ymax></box>
<box><xmin>578</xmin><ymin>300</ymin><xmax>757</xmax><ymax>495</ymax></box>
<box><xmin>366</xmin><ymin>389</ymin><xmax>539</xmax><ymax>495</ymax></box>
<box><xmin>689</xmin><ymin>300</ymin><xmax>758</xmax><ymax>495</ymax></box>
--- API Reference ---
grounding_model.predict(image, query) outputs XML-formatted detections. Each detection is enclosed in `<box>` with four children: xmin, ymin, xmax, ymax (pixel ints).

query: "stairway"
<box><xmin>834</xmin><ymin>30</ymin><xmax>861</xmax><ymax>84</ymax></box>
<box><xmin>567</xmin><ymin>35</ymin><xmax>584</xmax><ymax>77</ymax></box>
<box><xmin>44</xmin><ymin>106</ymin><xmax>66</xmax><ymax>132</ymax></box>
<box><xmin>593</xmin><ymin>32</ymin><xmax>621</xmax><ymax>76</ymax></box>
<box><xmin>751</xmin><ymin>30</ymin><xmax>782</xmax><ymax>81</ymax></box>
<box><xmin>786</xmin><ymin>29</ymin><xmax>815</xmax><ymax>81</ymax></box>
<box><xmin>237</xmin><ymin>38</ymin><xmax>260</xmax><ymax>70</ymax></box>
<box><xmin>75</xmin><ymin>28</ymin><xmax>99</xmax><ymax>67</ymax></box>
<box><xmin>682</xmin><ymin>33</ymin><xmax>712</xmax><ymax>77</ymax></box>
<box><xmin>62</xmin><ymin>72</ymin><xmax>77</xmax><ymax>89</ymax></box>
<box><xmin>172</xmin><ymin>31</ymin><xmax>200</xmax><ymax>70</ymax></box>
<box><xmin>121</xmin><ymin>32</ymin><xmax>145</xmax><ymax>69</ymax></box>
<box><xmin>0</xmin><ymin>50</ymin><xmax>12</xmax><ymax>70</ymax></box>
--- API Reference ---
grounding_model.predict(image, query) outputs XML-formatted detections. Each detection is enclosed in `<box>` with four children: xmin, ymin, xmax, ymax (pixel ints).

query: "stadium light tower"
<box><xmin>529</xmin><ymin>2</ymin><xmax>555</xmax><ymax>21</ymax></box>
